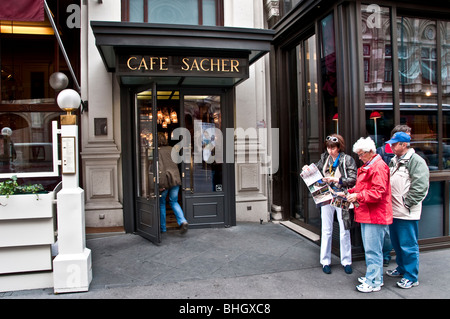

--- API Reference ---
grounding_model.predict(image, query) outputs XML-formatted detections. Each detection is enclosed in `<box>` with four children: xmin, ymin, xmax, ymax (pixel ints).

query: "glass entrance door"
<box><xmin>290</xmin><ymin>34</ymin><xmax>321</xmax><ymax>230</ymax></box>
<box><xmin>132</xmin><ymin>88</ymin><xmax>232</xmax><ymax>238</ymax></box>
<box><xmin>134</xmin><ymin>84</ymin><xmax>160</xmax><ymax>243</ymax></box>
<box><xmin>181</xmin><ymin>94</ymin><xmax>226</xmax><ymax>227</ymax></box>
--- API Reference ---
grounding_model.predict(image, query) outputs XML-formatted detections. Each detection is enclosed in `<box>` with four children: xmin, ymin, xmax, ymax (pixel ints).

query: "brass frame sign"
<box><xmin>117</xmin><ymin>55</ymin><xmax>249</xmax><ymax>79</ymax></box>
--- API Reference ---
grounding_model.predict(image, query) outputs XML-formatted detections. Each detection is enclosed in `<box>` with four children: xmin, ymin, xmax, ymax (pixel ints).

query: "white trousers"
<box><xmin>320</xmin><ymin>204</ymin><xmax>352</xmax><ymax>266</ymax></box>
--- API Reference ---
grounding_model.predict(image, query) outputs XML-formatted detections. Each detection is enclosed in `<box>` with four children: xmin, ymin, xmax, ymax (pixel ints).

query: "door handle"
<box><xmin>156</xmin><ymin>160</ymin><xmax>159</xmax><ymax>184</ymax></box>
<box><xmin>189</xmin><ymin>152</ymin><xmax>194</xmax><ymax>193</ymax></box>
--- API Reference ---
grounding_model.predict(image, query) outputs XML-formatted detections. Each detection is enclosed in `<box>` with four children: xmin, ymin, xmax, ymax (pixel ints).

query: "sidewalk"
<box><xmin>1</xmin><ymin>222</ymin><xmax>449</xmax><ymax>299</ymax></box>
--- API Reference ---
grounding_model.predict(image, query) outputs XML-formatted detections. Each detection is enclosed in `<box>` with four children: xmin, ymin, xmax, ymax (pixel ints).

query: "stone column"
<box><xmin>80</xmin><ymin>1</ymin><xmax>123</xmax><ymax>228</ymax></box>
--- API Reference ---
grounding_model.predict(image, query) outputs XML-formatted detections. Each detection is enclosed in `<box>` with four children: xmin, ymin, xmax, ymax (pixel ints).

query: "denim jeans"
<box><xmin>389</xmin><ymin>218</ymin><xmax>419</xmax><ymax>282</ymax></box>
<box><xmin>382</xmin><ymin>229</ymin><xmax>393</xmax><ymax>262</ymax></box>
<box><xmin>360</xmin><ymin>223</ymin><xmax>389</xmax><ymax>288</ymax></box>
<box><xmin>160</xmin><ymin>185</ymin><xmax>187</xmax><ymax>232</ymax></box>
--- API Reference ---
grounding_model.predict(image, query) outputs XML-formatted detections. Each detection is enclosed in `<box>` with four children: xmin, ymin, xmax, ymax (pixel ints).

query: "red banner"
<box><xmin>0</xmin><ymin>0</ymin><xmax>44</xmax><ymax>22</ymax></box>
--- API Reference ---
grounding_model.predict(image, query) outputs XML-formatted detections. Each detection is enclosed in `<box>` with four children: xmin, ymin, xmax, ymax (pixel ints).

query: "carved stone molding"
<box><xmin>81</xmin><ymin>144</ymin><xmax>122</xmax><ymax>227</ymax></box>
<box><xmin>264</xmin><ymin>0</ymin><xmax>280</xmax><ymax>20</ymax></box>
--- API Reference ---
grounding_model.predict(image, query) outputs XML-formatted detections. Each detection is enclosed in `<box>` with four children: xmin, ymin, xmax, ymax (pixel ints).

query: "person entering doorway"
<box><xmin>158</xmin><ymin>132</ymin><xmax>189</xmax><ymax>234</ymax></box>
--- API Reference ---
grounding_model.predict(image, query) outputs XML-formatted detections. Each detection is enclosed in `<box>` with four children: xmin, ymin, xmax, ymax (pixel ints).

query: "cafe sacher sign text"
<box><xmin>118</xmin><ymin>55</ymin><xmax>248</xmax><ymax>78</ymax></box>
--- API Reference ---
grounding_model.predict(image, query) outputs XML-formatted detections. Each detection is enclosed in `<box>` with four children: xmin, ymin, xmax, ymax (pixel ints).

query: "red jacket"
<box><xmin>348</xmin><ymin>154</ymin><xmax>393</xmax><ymax>225</ymax></box>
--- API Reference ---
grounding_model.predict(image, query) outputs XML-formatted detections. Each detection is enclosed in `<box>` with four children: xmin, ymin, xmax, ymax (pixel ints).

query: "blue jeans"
<box><xmin>389</xmin><ymin>218</ymin><xmax>419</xmax><ymax>282</ymax></box>
<box><xmin>361</xmin><ymin>223</ymin><xmax>389</xmax><ymax>288</ymax></box>
<box><xmin>382</xmin><ymin>229</ymin><xmax>393</xmax><ymax>262</ymax></box>
<box><xmin>160</xmin><ymin>185</ymin><xmax>187</xmax><ymax>232</ymax></box>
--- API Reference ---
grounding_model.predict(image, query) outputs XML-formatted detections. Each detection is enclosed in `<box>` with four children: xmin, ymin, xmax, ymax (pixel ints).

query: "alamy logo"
<box><xmin>66</xmin><ymin>264</ymin><xmax>81</xmax><ymax>287</ymax></box>
<box><xmin>366</xmin><ymin>4</ymin><xmax>382</xmax><ymax>29</ymax></box>
<box><xmin>169</xmin><ymin>125</ymin><xmax>279</xmax><ymax>175</ymax></box>
<box><xmin>66</xmin><ymin>4</ymin><xmax>81</xmax><ymax>29</ymax></box>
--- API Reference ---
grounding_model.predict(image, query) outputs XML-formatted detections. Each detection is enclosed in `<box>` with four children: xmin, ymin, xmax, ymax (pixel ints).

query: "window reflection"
<box><xmin>420</xmin><ymin>181</ymin><xmax>444</xmax><ymax>238</ymax></box>
<box><xmin>291</xmin><ymin>34</ymin><xmax>320</xmax><ymax>229</ymax></box>
<box><xmin>281</xmin><ymin>0</ymin><xmax>302</xmax><ymax>13</ymax></box>
<box><xmin>136</xmin><ymin>91</ymin><xmax>155</xmax><ymax>198</ymax></box>
<box><xmin>184</xmin><ymin>95</ymin><xmax>222</xmax><ymax>193</ymax></box>
<box><xmin>0</xmin><ymin>113</ymin><xmax>58</xmax><ymax>174</ymax></box>
<box><xmin>362</xmin><ymin>10</ymin><xmax>450</xmax><ymax>170</ymax></box>
<box><xmin>401</xmin><ymin>107</ymin><xmax>438</xmax><ymax>169</ymax></box>
<box><xmin>320</xmin><ymin>13</ymin><xmax>338</xmax><ymax>137</ymax></box>
<box><xmin>398</xmin><ymin>17</ymin><xmax>439</xmax><ymax>168</ymax></box>
<box><xmin>129</xmin><ymin>0</ymin><xmax>218</xmax><ymax>26</ymax></box>
<box><xmin>361</xmin><ymin>4</ymin><xmax>393</xmax><ymax>148</ymax></box>
<box><xmin>441</xmin><ymin>21</ymin><xmax>450</xmax><ymax>170</ymax></box>
<box><xmin>148</xmin><ymin>0</ymin><xmax>199</xmax><ymax>25</ymax></box>
<box><xmin>1</xmin><ymin>37</ymin><xmax>56</xmax><ymax>103</ymax></box>
<box><xmin>0</xmin><ymin>0</ymin><xmax>77</xmax><ymax>190</ymax></box>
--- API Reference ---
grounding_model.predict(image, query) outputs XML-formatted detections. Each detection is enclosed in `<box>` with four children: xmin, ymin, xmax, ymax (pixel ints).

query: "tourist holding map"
<box><xmin>301</xmin><ymin>134</ymin><xmax>357</xmax><ymax>275</ymax></box>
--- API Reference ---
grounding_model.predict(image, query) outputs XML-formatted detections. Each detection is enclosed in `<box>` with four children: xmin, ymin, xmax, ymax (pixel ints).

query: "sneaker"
<box><xmin>358</xmin><ymin>277</ymin><xmax>384</xmax><ymax>287</ymax></box>
<box><xmin>383</xmin><ymin>259</ymin><xmax>390</xmax><ymax>267</ymax></box>
<box><xmin>179</xmin><ymin>222</ymin><xmax>189</xmax><ymax>234</ymax></box>
<box><xmin>322</xmin><ymin>265</ymin><xmax>331</xmax><ymax>274</ymax></box>
<box><xmin>386</xmin><ymin>268</ymin><xmax>403</xmax><ymax>277</ymax></box>
<box><xmin>397</xmin><ymin>278</ymin><xmax>419</xmax><ymax>289</ymax></box>
<box><xmin>343</xmin><ymin>265</ymin><xmax>353</xmax><ymax>274</ymax></box>
<box><xmin>356</xmin><ymin>282</ymin><xmax>381</xmax><ymax>293</ymax></box>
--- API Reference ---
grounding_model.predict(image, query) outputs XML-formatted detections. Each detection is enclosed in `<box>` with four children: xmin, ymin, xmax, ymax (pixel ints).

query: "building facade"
<box><xmin>1</xmin><ymin>0</ymin><xmax>449</xmax><ymax>253</ymax></box>
<box><xmin>1</xmin><ymin>0</ymin><xmax>274</xmax><ymax>245</ymax></box>
<box><xmin>82</xmin><ymin>0</ymin><xmax>274</xmax><ymax>242</ymax></box>
<box><xmin>269</xmin><ymin>0</ymin><xmax>450</xmax><ymax>251</ymax></box>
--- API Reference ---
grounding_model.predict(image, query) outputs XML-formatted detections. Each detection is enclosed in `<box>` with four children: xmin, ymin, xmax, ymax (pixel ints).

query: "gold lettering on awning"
<box><xmin>127</xmin><ymin>56</ymin><xmax>137</xmax><ymax>70</ymax></box>
<box><xmin>124</xmin><ymin>56</ymin><xmax>244</xmax><ymax>75</ymax></box>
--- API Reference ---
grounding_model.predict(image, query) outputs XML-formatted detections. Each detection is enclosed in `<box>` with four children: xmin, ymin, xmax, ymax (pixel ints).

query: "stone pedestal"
<box><xmin>52</xmin><ymin>125</ymin><xmax>92</xmax><ymax>293</ymax></box>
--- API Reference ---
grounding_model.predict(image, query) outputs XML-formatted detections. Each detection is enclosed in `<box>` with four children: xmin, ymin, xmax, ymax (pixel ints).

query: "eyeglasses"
<box><xmin>357</xmin><ymin>151</ymin><xmax>368</xmax><ymax>158</ymax></box>
<box><xmin>326</xmin><ymin>136</ymin><xmax>339</xmax><ymax>143</ymax></box>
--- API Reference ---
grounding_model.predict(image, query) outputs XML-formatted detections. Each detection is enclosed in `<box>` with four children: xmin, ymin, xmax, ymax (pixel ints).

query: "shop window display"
<box><xmin>0</xmin><ymin>0</ymin><xmax>77</xmax><ymax>188</ymax></box>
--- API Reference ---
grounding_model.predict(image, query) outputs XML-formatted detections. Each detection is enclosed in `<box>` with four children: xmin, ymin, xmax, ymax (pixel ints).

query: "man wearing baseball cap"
<box><xmin>385</xmin><ymin>131</ymin><xmax>429</xmax><ymax>289</ymax></box>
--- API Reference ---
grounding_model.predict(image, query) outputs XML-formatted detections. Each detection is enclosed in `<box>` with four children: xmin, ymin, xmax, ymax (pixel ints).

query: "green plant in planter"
<box><xmin>0</xmin><ymin>175</ymin><xmax>46</xmax><ymax>198</ymax></box>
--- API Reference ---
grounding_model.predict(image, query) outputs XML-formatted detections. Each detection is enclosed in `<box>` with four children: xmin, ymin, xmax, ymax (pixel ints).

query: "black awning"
<box><xmin>90</xmin><ymin>21</ymin><xmax>274</xmax><ymax>73</ymax></box>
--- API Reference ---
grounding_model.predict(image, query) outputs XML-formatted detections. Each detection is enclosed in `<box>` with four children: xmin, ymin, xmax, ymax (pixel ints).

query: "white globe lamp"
<box><xmin>57</xmin><ymin>89</ymin><xmax>80</xmax><ymax>125</ymax></box>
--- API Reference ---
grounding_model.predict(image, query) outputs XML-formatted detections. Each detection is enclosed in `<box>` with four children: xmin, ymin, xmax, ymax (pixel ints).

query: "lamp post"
<box><xmin>370</xmin><ymin>111</ymin><xmax>381</xmax><ymax>146</ymax></box>
<box><xmin>52</xmin><ymin>89</ymin><xmax>92</xmax><ymax>293</ymax></box>
<box><xmin>332</xmin><ymin>113</ymin><xmax>339</xmax><ymax>134</ymax></box>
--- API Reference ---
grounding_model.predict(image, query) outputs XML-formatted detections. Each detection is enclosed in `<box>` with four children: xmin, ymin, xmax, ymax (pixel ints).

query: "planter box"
<box><xmin>0</xmin><ymin>192</ymin><xmax>54</xmax><ymax>220</ymax></box>
<box><xmin>0</xmin><ymin>192</ymin><xmax>55</xmax><ymax>276</ymax></box>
